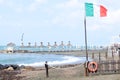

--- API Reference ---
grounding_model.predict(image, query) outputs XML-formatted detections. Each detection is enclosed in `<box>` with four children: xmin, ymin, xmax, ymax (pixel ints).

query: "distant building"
<box><xmin>108</xmin><ymin>43</ymin><xmax>120</xmax><ymax>57</ymax></box>
<box><xmin>7</xmin><ymin>42</ymin><xmax>16</xmax><ymax>47</ymax></box>
<box><xmin>6</xmin><ymin>42</ymin><xmax>16</xmax><ymax>53</ymax></box>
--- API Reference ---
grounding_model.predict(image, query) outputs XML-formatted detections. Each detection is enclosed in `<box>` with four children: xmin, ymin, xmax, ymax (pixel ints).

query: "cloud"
<box><xmin>87</xmin><ymin>25</ymin><xmax>101</xmax><ymax>31</ymax></box>
<box><xmin>0</xmin><ymin>0</ymin><xmax>4</xmax><ymax>4</ymax></box>
<box><xmin>51</xmin><ymin>0</ymin><xmax>83</xmax><ymax>28</ymax></box>
<box><xmin>0</xmin><ymin>0</ymin><xmax>12</xmax><ymax>6</ymax></box>
<box><xmin>0</xmin><ymin>0</ymin><xmax>24</xmax><ymax>13</ymax></box>
<box><xmin>43</xmin><ymin>8</ymin><xmax>54</xmax><ymax>15</ymax></box>
<box><xmin>28</xmin><ymin>0</ymin><xmax>47</xmax><ymax>12</ymax></box>
<box><xmin>0</xmin><ymin>16</ymin><xmax>2</xmax><ymax>19</ymax></box>
<box><xmin>0</xmin><ymin>0</ymin><xmax>47</xmax><ymax>13</ymax></box>
<box><xmin>15</xmin><ymin>7</ymin><xmax>23</xmax><ymax>13</ymax></box>
<box><xmin>101</xmin><ymin>9</ymin><xmax>120</xmax><ymax>24</ymax></box>
<box><xmin>68</xmin><ymin>10</ymin><xmax>81</xmax><ymax>18</ymax></box>
<box><xmin>57</xmin><ymin>0</ymin><xmax>81</xmax><ymax>8</ymax></box>
<box><xmin>110</xmin><ymin>35</ymin><xmax>120</xmax><ymax>43</ymax></box>
<box><xmin>52</xmin><ymin>10</ymin><xmax>81</xmax><ymax>25</ymax></box>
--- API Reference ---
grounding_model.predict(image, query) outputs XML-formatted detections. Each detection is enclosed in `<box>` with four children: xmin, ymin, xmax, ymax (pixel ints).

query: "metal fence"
<box><xmin>90</xmin><ymin>52</ymin><xmax>120</xmax><ymax>75</ymax></box>
<box><xmin>97</xmin><ymin>60</ymin><xmax>120</xmax><ymax>74</ymax></box>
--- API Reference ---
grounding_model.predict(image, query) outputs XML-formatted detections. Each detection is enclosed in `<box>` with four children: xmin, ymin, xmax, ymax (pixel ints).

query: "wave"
<box><xmin>19</xmin><ymin>56</ymin><xmax>86</xmax><ymax>67</ymax></box>
<box><xmin>0</xmin><ymin>53</ymin><xmax>92</xmax><ymax>67</ymax></box>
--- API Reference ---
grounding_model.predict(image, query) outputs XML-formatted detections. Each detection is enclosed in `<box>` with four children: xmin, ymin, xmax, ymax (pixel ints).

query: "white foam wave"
<box><xmin>19</xmin><ymin>56</ymin><xmax>84</xmax><ymax>67</ymax></box>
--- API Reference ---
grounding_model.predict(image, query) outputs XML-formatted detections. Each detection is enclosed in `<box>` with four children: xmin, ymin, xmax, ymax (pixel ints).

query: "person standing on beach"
<box><xmin>45</xmin><ymin>61</ymin><xmax>49</xmax><ymax>77</ymax></box>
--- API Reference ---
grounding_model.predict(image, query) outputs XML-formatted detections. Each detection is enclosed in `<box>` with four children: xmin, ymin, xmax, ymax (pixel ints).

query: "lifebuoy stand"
<box><xmin>84</xmin><ymin>61</ymin><xmax>89</xmax><ymax>76</ymax></box>
<box><xmin>88</xmin><ymin>61</ymin><xmax>98</xmax><ymax>73</ymax></box>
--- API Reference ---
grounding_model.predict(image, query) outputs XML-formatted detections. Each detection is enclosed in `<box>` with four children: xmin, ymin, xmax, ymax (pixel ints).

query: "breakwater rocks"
<box><xmin>0</xmin><ymin>64</ymin><xmax>35</xmax><ymax>71</ymax></box>
<box><xmin>0</xmin><ymin>64</ymin><xmax>25</xmax><ymax>80</ymax></box>
<box><xmin>0</xmin><ymin>64</ymin><xmax>35</xmax><ymax>80</ymax></box>
<box><xmin>0</xmin><ymin>64</ymin><xmax>21</xmax><ymax>71</ymax></box>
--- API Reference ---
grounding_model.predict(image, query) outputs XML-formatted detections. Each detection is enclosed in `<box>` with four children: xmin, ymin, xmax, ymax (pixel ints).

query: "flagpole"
<box><xmin>84</xmin><ymin>4</ymin><xmax>89</xmax><ymax>76</ymax></box>
<box><xmin>84</xmin><ymin>16</ymin><xmax>88</xmax><ymax>61</ymax></box>
<box><xmin>84</xmin><ymin>15</ymin><xmax>89</xmax><ymax>76</ymax></box>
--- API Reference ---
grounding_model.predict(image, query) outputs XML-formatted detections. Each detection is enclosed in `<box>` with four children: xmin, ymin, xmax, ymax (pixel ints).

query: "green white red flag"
<box><xmin>85</xmin><ymin>3</ymin><xmax>107</xmax><ymax>17</ymax></box>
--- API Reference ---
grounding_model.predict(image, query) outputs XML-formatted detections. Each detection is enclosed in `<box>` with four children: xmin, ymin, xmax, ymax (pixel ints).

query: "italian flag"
<box><xmin>85</xmin><ymin>3</ymin><xmax>107</xmax><ymax>17</ymax></box>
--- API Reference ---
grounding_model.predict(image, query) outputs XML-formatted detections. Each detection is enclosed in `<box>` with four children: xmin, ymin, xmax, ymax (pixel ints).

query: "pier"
<box><xmin>0</xmin><ymin>41</ymin><xmax>106</xmax><ymax>53</ymax></box>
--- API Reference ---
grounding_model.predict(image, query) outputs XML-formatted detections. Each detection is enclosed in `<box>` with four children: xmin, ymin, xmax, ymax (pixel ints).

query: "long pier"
<box><xmin>0</xmin><ymin>41</ymin><xmax>106</xmax><ymax>53</ymax></box>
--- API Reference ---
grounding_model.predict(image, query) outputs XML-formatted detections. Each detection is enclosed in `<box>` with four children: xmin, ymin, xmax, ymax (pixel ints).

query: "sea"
<box><xmin>0</xmin><ymin>45</ymin><xmax>101</xmax><ymax>67</ymax></box>
<box><xmin>0</xmin><ymin>53</ymin><xmax>92</xmax><ymax>67</ymax></box>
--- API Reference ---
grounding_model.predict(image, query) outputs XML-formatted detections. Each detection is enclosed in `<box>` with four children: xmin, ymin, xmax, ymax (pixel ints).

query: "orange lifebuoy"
<box><xmin>88</xmin><ymin>61</ymin><xmax>98</xmax><ymax>72</ymax></box>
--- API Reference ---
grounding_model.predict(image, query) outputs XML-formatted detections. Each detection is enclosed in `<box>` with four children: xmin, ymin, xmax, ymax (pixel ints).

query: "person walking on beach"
<box><xmin>45</xmin><ymin>61</ymin><xmax>49</xmax><ymax>77</ymax></box>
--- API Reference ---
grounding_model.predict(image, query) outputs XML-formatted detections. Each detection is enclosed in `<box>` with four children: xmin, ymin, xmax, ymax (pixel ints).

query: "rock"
<box><xmin>4</xmin><ymin>66</ymin><xmax>14</xmax><ymax>71</ymax></box>
<box><xmin>0</xmin><ymin>64</ymin><xmax>4</xmax><ymax>70</ymax></box>
<box><xmin>8</xmin><ymin>67</ymin><xmax>14</xmax><ymax>71</ymax></box>
<box><xmin>4</xmin><ymin>64</ymin><xmax>10</xmax><ymax>69</ymax></box>
<box><xmin>20</xmin><ymin>65</ymin><xmax>25</xmax><ymax>69</ymax></box>
<box><xmin>11</xmin><ymin>64</ymin><xmax>20</xmax><ymax>70</ymax></box>
<box><xmin>3</xmin><ymin>64</ymin><xmax>20</xmax><ymax>70</ymax></box>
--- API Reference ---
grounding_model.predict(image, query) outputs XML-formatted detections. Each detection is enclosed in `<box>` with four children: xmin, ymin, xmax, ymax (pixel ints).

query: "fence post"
<box><xmin>99</xmin><ymin>52</ymin><xmax>101</xmax><ymax>62</ymax></box>
<box><xmin>105</xmin><ymin>52</ymin><xmax>108</xmax><ymax>60</ymax></box>
<box><xmin>92</xmin><ymin>53</ymin><xmax>94</xmax><ymax>59</ymax></box>
<box><xmin>119</xmin><ymin>50</ymin><xmax>120</xmax><ymax>60</ymax></box>
<box><xmin>118</xmin><ymin>60</ymin><xmax>120</xmax><ymax>72</ymax></box>
<box><xmin>84</xmin><ymin>61</ymin><xmax>89</xmax><ymax>76</ymax></box>
<box><xmin>112</xmin><ymin>51</ymin><xmax>114</xmax><ymax>60</ymax></box>
<box><xmin>99</xmin><ymin>52</ymin><xmax>101</xmax><ymax>74</ymax></box>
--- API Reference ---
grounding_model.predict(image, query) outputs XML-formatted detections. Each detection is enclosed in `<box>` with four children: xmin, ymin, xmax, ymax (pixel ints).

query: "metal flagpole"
<box><xmin>84</xmin><ymin>5</ymin><xmax>89</xmax><ymax>75</ymax></box>
<box><xmin>84</xmin><ymin>16</ymin><xmax>88</xmax><ymax>61</ymax></box>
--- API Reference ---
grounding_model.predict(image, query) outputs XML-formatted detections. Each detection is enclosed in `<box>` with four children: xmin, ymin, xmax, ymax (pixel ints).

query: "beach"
<box><xmin>17</xmin><ymin>64</ymin><xmax>120</xmax><ymax>80</ymax></box>
<box><xmin>1</xmin><ymin>49</ymin><xmax>120</xmax><ymax>80</ymax></box>
<box><xmin>13</xmin><ymin>49</ymin><xmax>119</xmax><ymax>80</ymax></box>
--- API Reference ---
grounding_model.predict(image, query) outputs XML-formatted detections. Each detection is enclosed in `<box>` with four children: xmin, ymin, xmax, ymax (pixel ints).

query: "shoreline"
<box><xmin>1</xmin><ymin>49</ymin><xmax>115</xmax><ymax>80</ymax></box>
<box><xmin>0</xmin><ymin>53</ymin><xmax>88</xmax><ymax>67</ymax></box>
<box><xmin>0</xmin><ymin>49</ymin><xmax>108</xmax><ymax>67</ymax></box>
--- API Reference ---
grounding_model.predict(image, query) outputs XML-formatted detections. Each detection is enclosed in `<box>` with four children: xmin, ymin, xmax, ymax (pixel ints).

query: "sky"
<box><xmin>0</xmin><ymin>0</ymin><xmax>120</xmax><ymax>46</ymax></box>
